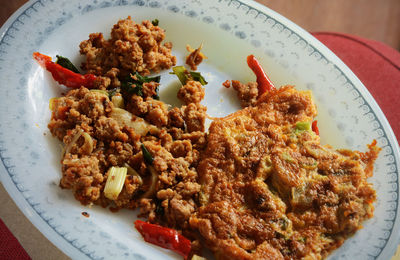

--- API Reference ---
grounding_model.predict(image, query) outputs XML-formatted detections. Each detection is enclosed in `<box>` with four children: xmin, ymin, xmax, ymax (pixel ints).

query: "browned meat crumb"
<box><xmin>79</xmin><ymin>16</ymin><xmax>176</xmax><ymax>86</ymax></box>
<box><xmin>142</xmin><ymin>82</ymin><xmax>160</xmax><ymax>98</ymax></box>
<box><xmin>168</xmin><ymin>140</ymin><xmax>192</xmax><ymax>159</ymax></box>
<box><xmin>177</xmin><ymin>80</ymin><xmax>205</xmax><ymax>104</ymax></box>
<box><xmin>145</xmin><ymin>98</ymin><xmax>169</xmax><ymax>127</ymax></box>
<box><xmin>185</xmin><ymin>44</ymin><xmax>207</xmax><ymax>71</ymax></box>
<box><xmin>183</xmin><ymin>103</ymin><xmax>207</xmax><ymax>132</ymax></box>
<box><xmin>61</xmin><ymin>154</ymin><xmax>103</xmax><ymax>205</ymax></box>
<box><xmin>231</xmin><ymin>79</ymin><xmax>259</xmax><ymax>108</ymax></box>
<box><xmin>222</xmin><ymin>80</ymin><xmax>231</xmax><ymax>88</ymax></box>
<box><xmin>168</xmin><ymin>107</ymin><xmax>185</xmax><ymax>129</ymax></box>
<box><xmin>95</xmin><ymin>117</ymin><xmax>128</xmax><ymax>142</ymax></box>
<box><xmin>127</xmin><ymin>95</ymin><xmax>148</xmax><ymax>116</ymax></box>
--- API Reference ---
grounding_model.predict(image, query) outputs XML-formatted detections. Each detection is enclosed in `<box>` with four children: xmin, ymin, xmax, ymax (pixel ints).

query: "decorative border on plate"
<box><xmin>0</xmin><ymin>0</ymin><xmax>398</xmax><ymax>259</ymax></box>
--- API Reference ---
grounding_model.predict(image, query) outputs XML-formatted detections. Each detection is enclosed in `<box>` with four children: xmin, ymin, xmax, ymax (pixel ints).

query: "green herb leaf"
<box><xmin>121</xmin><ymin>81</ymin><xmax>142</xmax><ymax>96</ymax></box>
<box><xmin>134</xmin><ymin>72</ymin><xmax>161</xmax><ymax>84</ymax></box>
<box><xmin>170</xmin><ymin>66</ymin><xmax>208</xmax><ymax>86</ymax></box>
<box><xmin>55</xmin><ymin>55</ymin><xmax>80</xmax><ymax>73</ymax></box>
<box><xmin>151</xmin><ymin>19</ymin><xmax>159</xmax><ymax>26</ymax></box>
<box><xmin>120</xmin><ymin>72</ymin><xmax>161</xmax><ymax>98</ymax></box>
<box><xmin>171</xmin><ymin>66</ymin><xmax>188</xmax><ymax>85</ymax></box>
<box><xmin>189</xmin><ymin>71</ymin><xmax>208</xmax><ymax>85</ymax></box>
<box><xmin>141</xmin><ymin>144</ymin><xmax>154</xmax><ymax>165</ymax></box>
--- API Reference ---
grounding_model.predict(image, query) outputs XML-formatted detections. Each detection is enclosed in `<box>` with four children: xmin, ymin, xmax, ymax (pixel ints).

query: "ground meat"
<box><xmin>48</xmin><ymin>87</ymin><xmax>112</xmax><ymax>140</ymax></box>
<box><xmin>185</xmin><ymin>44</ymin><xmax>206</xmax><ymax>71</ymax></box>
<box><xmin>93</xmin><ymin>76</ymin><xmax>111</xmax><ymax>90</ymax></box>
<box><xmin>145</xmin><ymin>98</ymin><xmax>169</xmax><ymax>127</ymax></box>
<box><xmin>105</xmin><ymin>68</ymin><xmax>121</xmax><ymax>88</ymax></box>
<box><xmin>169</xmin><ymin>140</ymin><xmax>192</xmax><ymax>158</ymax></box>
<box><xmin>126</xmin><ymin>95</ymin><xmax>169</xmax><ymax>127</ymax></box>
<box><xmin>48</xmin><ymin>18</ymin><xmax>207</xmax><ymax>223</ymax></box>
<box><xmin>157</xmin><ymin>188</ymin><xmax>175</xmax><ymax>200</ymax></box>
<box><xmin>231</xmin><ymin>80</ymin><xmax>259</xmax><ymax>108</ymax></box>
<box><xmin>48</xmin><ymin>119</ymin><xmax>74</xmax><ymax>141</ymax></box>
<box><xmin>166</xmin><ymin>198</ymin><xmax>196</xmax><ymax>227</ymax></box>
<box><xmin>168</xmin><ymin>128</ymin><xmax>207</xmax><ymax>150</ymax></box>
<box><xmin>106</xmin><ymin>141</ymin><xmax>134</xmax><ymax>166</ymax></box>
<box><xmin>80</xmin><ymin>17</ymin><xmax>176</xmax><ymax>82</ymax></box>
<box><xmin>127</xmin><ymin>95</ymin><xmax>148</xmax><ymax>116</ymax></box>
<box><xmin>95</xmin><ymin>116</ymin><xmax>128</xmax><ymax>142</ymax></box>
<box><xmin>142</xmin><ymin>81</ymin><xmax>159</xmax><ymax>98</ymax></box>
<box><xmin>183</xmin><ymin>103</ymin><xmax>207</xmax><ymax>132</ymax></box>
<box><xmin>60</xmin><ymin>154</ymin><xmax>103</xmax><ymax>205</ymax></box>
<box><xmin>175</xmin><ymin>181</ymin><xmax>201</xmax><ymax>198</ymax></box>
<box><xmin>168</xmin><ymin>107</ymin><xmax>185</xmax><ymax>128</ymax></box>
<box><xmin>80</xmin><ymin>90</ymin><xmax>111</xmax><ymax>119</ymax></box>
<box><xmin>177</xmin><ymin>80</ymin><xmax>205</xmax><ymax>104</ymax></box>
<box><xmin>112</xmin><ymin>175</ymin><xmax>141</xmax><ymax>209</ymax></box>
<box><xmin>134</xmin><ymin>139</ymin><xmax>201</xmax><ymax>230</ymax></box>
<box><xmin>138</xmin><ymin>198</ymin><xmax>157</xmax><ymax>223</ymax></box>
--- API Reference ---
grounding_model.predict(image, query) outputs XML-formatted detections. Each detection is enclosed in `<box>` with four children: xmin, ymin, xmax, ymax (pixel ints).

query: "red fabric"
<box><xmin>312</xmin><ymin>32</ymin><xmax>400</xmax><ymax>142</ymax></box>
<box><xmin>0</xmin><ymin>32</ymin><xmax>399</xmax><ymax>258</ymax></box>
<box><xmin>0</xmin><ymin>218</ymin><xmax>31</xmax><ymax>260</ymax></box>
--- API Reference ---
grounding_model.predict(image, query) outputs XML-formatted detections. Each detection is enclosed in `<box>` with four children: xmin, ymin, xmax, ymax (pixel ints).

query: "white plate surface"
<box><xmin>0</xmin><ymin>0</ymin><xmax>399</xmax><ymax>259</ymax></box>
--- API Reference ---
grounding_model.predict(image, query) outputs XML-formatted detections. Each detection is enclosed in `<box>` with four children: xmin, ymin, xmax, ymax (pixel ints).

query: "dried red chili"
<box><xmin>33</xmin><ymin>52</ymin><xmax>97</xmax><ymax>89</ymax></box>
<box><xmin>312</xmin><ymin>120</ymin><xmax>320</xmax><ymax>135</ymax></box>
<box><xmin>134</xmin><ymin>220</ymin><xmax>191</xmax><ymax>259</ymax></box>
<box><xmin>246</xmin><ymin>54</ymin><xmax>275</xmax><ymax>96</ymax></box>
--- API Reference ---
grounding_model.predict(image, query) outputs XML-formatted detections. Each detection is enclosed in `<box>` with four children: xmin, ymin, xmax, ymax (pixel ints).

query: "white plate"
<box><xmin>0</xmin><ymin>0</ymin><xmax>399</xmax><ymax>259</ymax></box>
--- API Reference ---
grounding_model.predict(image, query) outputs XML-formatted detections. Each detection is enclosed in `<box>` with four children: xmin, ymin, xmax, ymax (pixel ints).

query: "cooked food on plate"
<box><xmin>34</xmin><ymin>17</ymin><xmax>380</xmax><ymax>260</ymax></box>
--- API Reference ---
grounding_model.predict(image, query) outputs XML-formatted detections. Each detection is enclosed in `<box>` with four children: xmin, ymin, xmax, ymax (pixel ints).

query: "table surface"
<box><xmin>2</xmin><ymin>0</ymin><xmax>399</xmax><ymax>50</ymax></box>
<box><xmin>0</xmin><ymin>0</ymin><xmax>399</xmax><ymax>259</ymax></box>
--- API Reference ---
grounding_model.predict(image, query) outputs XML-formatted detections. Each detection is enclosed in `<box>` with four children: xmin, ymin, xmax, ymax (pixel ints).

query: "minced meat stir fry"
<box><xmin>40</xmin><ymin>17</ymin><xmax>380</xmax><ymax>260</ymax></box>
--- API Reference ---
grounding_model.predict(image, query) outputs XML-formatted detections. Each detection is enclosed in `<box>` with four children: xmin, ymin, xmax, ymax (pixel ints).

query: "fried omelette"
<box><xmin>190</xmin><ymin>85</ymin><xmax>380</xmax><ymax>259</ymax></box>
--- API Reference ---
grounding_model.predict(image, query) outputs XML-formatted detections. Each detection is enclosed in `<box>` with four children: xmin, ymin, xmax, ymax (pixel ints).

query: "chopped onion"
<box><xmin>111</xmin><ymin>94</ymin><xmax>124</xmax><ymax>108</ymax></box>
<box><xmin>80</xmin><ymin>132</ymin><xmax>94</xmax><ymax>155</ymax></box>
<box><xmin>90</xmin><ymin>89</ymin><xmax>109</xmax><ymax>97</ymax></box>
<box><xmin>62</xmin><ymin>129</ymin><xmax>94</xmax><ymax>157</ymax></box>
<box><xmin>62</xmin><ymin>128</ymin><xmax>83</xmax><ymax>157</ymax></box>
<box><xmin>124</xmin><ymin>163</ymin><xmax>143</xmax><ymax>185</ymax></box>
<box><xmin>140</xmin><ymin>165</ymin><xmax>158</xmax><ymax>199</ymax></box>
<box><xmin>110</xmin><ymin>108</ymin><xmax>152</xmax><ymax>136</ymax></box>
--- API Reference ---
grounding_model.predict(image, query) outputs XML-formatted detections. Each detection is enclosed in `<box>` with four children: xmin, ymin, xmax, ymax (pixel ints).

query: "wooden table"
<box><xmin>1</xmin><ymin>1</ymin><xmax>399</xmax><ymax>259</ymax></box>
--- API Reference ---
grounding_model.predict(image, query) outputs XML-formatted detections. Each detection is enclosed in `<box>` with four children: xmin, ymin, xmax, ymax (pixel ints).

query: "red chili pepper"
<box><xmin>246</xmin><ymin>54</ymin><xmax>275</xmax><ymax>96</ymax></box>
<box><xmin>312</xmin><ymin>120</ymin><xmax>319</xmax><ymax>135</ymax></box>
<box><xmin>134</xmin><ymin>220</ymin><xmax>191</xmax><ymax>259</ymax></box>
<box><xmin>33</xmin><ymin>52</ymin><xmax>97</xmax><ymax>89</ymax></box>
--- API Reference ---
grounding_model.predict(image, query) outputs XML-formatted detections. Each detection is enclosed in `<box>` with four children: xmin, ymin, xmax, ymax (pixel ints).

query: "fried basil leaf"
<box><xmin>170</xmin><ymin>66</ymin><xmax>208</xmax><ymax>86</ymax></box>
<box><xmin>151</xmin><ymin>19</ymin><xmax>159</xmax><ymax>26</ymax></box>
<box><xmin>189</xmin><ymin>71</ymin><xmax>208</xmax><ymax>85</ymax></box>
<box><xmin>120</xmin><ymin>72</ymin><xmax>161</xmax><ymax>97</ymax></box>
<box><xmin>55</xmin><ymin>55</ymin><xmax>80</xmax><ymax>73</ymax></box>
<box><xmin>141</xmin><ymin>144</ymin><xmax>154</xmax><ymax>165</ymax></box>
